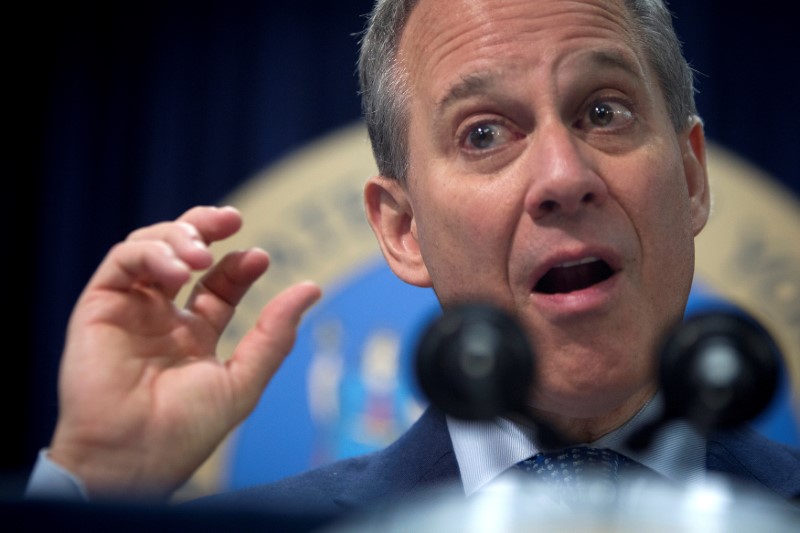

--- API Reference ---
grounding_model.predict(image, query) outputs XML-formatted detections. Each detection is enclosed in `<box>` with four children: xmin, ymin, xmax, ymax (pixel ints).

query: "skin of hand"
<box><xmin>47</xmin><ymin>205</ymin><xmax>322</xmax><ymax>500</ymax></box>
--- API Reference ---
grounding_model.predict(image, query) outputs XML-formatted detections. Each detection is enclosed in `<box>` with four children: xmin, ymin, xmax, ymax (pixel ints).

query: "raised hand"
<box><xmin>47</xmin><ymin>206</ymin><xmax>321</xmax><ymax>500</ymax></box>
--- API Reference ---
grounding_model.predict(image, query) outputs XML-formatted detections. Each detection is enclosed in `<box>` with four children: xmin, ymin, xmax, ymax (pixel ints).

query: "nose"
<box><xmin>523</xmin><ymin>123</ymin><xmax>608</xmax><ymax>220</ymax></box>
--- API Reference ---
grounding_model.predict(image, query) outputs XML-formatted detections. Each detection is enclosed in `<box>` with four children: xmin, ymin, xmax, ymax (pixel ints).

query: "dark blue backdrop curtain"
<box><xmin>10</xmin><ymin>0</ymin><xmax>799</xmax><ymax>495</ymax></box>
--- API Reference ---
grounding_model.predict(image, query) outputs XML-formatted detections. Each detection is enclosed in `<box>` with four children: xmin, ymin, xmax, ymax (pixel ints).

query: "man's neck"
<box><xmin>529</xmin><ymin>385</ymin><xmax>658</xmax><ymax>444</ymax></box>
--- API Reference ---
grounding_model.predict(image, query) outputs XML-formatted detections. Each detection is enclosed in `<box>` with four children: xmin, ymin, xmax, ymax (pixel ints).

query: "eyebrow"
<box><xmin>585</xmin><ymin>49</ymin><xmax>642</xmax><ymax>81</ymax></box>
<box><xmin>435</xmin><ymin>72</ymin><xmax>501</xmax><ymax>115</ymax></box>
<box><xmin>434</xmin><ymin>48</ymin><xmax>642</xmax><ymax>115</ymax></box>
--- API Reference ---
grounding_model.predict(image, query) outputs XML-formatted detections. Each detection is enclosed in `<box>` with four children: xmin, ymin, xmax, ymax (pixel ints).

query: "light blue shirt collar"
<box><xmin>447</xmin><ymin>393</ymin><xmax>707</xmax><ymax>496</ymax></box>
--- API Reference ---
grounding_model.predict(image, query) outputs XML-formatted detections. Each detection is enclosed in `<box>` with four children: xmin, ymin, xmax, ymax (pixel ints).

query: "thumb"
<box><xmin>226</xmin><ymin>281</ymin><xmax>322</xmax><ymax>415</ymax></box>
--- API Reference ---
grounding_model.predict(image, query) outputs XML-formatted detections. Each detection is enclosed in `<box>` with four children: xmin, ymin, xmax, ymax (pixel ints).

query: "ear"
<box><xmin>681</xmin><ymin>116</ymin><xmax>711</xmax><ymax>236</ymax></box>
<box><xmin>364</xmin><ymin>176</ymin><xmax>432</xmax><ymax>287</ymax></box>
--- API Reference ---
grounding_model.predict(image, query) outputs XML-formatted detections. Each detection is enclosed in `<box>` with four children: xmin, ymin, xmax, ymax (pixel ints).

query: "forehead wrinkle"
<box><xmin>402</xmin><ymin>0</ymin><xmax>643</xmax><ymax>99</ymax></box>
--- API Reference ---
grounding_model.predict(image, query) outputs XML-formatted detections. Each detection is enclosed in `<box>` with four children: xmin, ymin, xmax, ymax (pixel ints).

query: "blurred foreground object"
<box><xmin>330</xmin><ymin>472</ymin><xmax>799</xmax><ymax>532</ymax></box>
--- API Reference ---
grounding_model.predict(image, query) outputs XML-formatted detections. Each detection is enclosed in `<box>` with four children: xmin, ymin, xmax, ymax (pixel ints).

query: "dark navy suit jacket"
<box><xmin>193</xmin><ymin>407</ymin><xmax>800</xmax><ymax>525</ymax></box>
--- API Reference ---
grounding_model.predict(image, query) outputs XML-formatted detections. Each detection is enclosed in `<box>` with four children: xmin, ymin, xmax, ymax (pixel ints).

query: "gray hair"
<box><xmin>357</xmin><ymin>0</ymin><xmax>697</xmax><ymax>182</ymax></box>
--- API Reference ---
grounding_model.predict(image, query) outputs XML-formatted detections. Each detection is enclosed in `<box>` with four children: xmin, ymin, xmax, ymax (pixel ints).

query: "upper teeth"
<box><xmin>555</xmin><ymin>256</ymin><xmax>599</xmax><ymax>268</ymax></box>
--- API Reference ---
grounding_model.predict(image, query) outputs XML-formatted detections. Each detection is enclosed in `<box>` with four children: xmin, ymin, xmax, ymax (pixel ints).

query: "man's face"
<box><xmin>366</xmin><ymin>0</ymin><xmax>709</xmax><ymax>430</ymax></box>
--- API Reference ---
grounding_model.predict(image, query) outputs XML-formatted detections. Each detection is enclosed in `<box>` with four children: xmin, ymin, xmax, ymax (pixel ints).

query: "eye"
<box><xmin>469</xmin><ymin>125</ymin><xmax>498</xmax><ymax>149</ymax></box>
<box><xmin>461</xmin><ymin>122</ymin><xmax>516</xmax><ymax>152</ymax></box>
<box><xmin>582</xmin><ymin>100</ymin><xmax>634</xmax><ymax>130</ymax></box>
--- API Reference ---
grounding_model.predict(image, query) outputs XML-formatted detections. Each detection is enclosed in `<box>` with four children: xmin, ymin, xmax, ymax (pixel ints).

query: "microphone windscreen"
<box><xmin>414</xmin><ymin>303</ymin><xmax>533</xmax><ymax>420</ymax></box>
<box><xmin>658</xmin><ymin>311</ymin><xmax>779</xmax><ymax>431</ymax></box>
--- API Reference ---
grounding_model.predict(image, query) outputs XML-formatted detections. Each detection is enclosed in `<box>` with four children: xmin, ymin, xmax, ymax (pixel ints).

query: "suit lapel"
<box><xmin>333</xmin><ymin>407</ymin><xmax>461</xmax><ymax>509</ymax></box>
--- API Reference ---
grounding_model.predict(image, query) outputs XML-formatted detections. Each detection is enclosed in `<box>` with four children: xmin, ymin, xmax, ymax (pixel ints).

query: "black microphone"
<box><xmin>628</xmin><ymin>311</ymin><xmax>780</xmax><ymax>450</ymax></box>
<box><xmin>414</xmin><ymin>303</ymin><xmax>568</xmax><ymax>449</ymax></box>
<box><xmin>414</xmin><ymin>304</ymin><xmax>781</xmax><ymax>453</ymax></box>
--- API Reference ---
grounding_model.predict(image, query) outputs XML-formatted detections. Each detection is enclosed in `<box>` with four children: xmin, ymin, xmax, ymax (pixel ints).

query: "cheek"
<box><xmin>652</xmin><ymin>163</ymin><xmax>695</xmax><ymax>252</ymax></box>
<box><xmin>621</xmin><ymin>139</ymin><xmax>693</xmax><ymax>242</ymax></box>
<box><xmin>632</xmin><ymin>151</ymin><xmax>696</xmax><ymax>304</ymax></box>
<box><xmin>411</xmin><ymin>175</ymin><xmax>519</xmax><ymax>303</ymax></box>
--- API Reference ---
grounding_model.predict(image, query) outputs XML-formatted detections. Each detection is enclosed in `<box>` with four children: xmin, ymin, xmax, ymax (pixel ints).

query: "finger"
<box><xmin>226</xmin><ymin>281</ymin><xmax>322</xmax><ymax>415</ymax></box>
<box><xmin>128</xmin><ymin>220</ymin><xmax>213</xmax><ymax>272</ymax></box>
<box><xmin>126</xmin><ymin>205</ymin><xmax>243</xmax><ymax>270</ymax></box>
<box><xmin>129</xmin><ymin>206</ymin><xmax>243</xmax><ymax>245</ymax></box>
<box><xmin>87</xmin><ymin>240</ymin><xmax>192</xmax><ymax>296</ymax></box>
<box><xmin>176</xmin><ymin>205</ymin><xmax>243</xmax><ymax>244</ymax></box>
<box><xmin>184</xmin><ymin>248</ymin><xmax>271</xmax><ymax>334</ymax></box>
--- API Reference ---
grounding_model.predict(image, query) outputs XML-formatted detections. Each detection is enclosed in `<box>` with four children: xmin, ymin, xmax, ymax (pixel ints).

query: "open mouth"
<box><xmin>533</xmin><ymin>257</ymin><xmax>614</xmax><ymax>295</ymax></box>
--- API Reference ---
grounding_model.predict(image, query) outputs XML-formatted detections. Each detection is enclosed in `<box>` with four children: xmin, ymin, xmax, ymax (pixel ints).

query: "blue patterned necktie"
<box><xmin>514</xmin><ymin>447</ymin><xmax>652</xmax><ymax>504</ymax></box>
